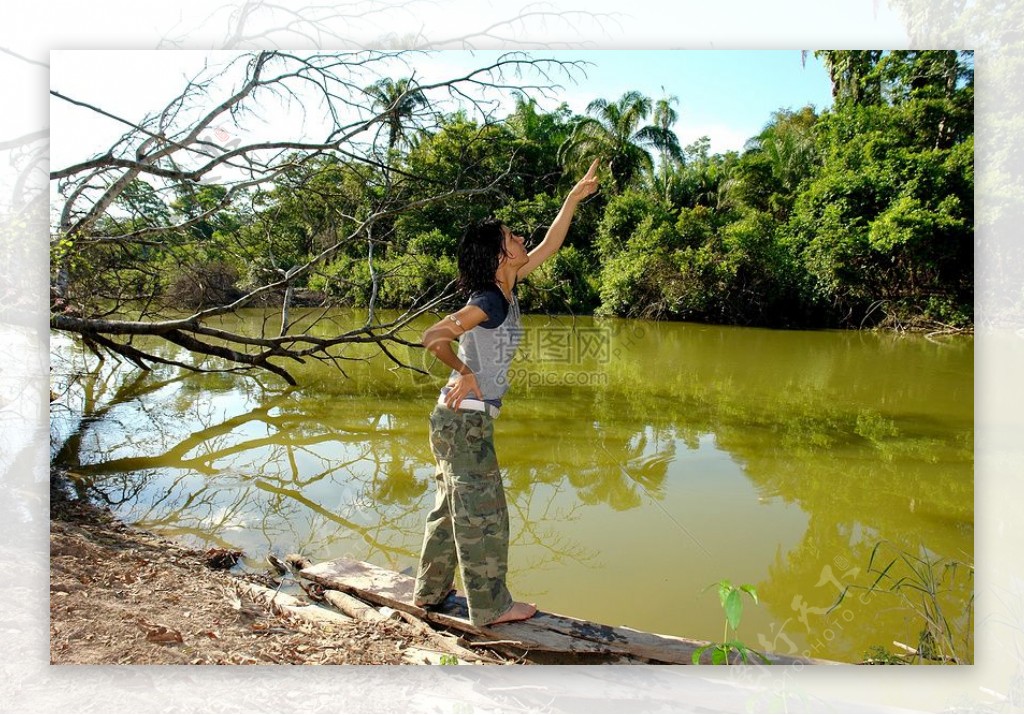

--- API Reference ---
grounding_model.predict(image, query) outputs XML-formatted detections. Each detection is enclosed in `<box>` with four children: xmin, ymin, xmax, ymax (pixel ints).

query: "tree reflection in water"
<box><xmin>54</xmin><ymin>342</ymin><xmax>603</xmax><ymax>576</ymax></box>
<box><xmin>50</xmin><ymin>315</ymin><xmax>973</xmax><ymax>661</ymax></box>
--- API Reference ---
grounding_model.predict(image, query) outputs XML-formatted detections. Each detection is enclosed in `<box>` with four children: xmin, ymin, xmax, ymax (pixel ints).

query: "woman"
<box><xmin>413</xmin><ymin>158</ymin><xmax>601</xmax><ymax>626</ymax></box>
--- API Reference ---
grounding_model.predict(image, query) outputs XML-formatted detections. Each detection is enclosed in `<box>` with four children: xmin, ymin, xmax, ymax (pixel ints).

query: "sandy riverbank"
<box><xmin>49</xmin><ymin>468</ymin><xmax>513</xmax><ymax>666</ymax></box>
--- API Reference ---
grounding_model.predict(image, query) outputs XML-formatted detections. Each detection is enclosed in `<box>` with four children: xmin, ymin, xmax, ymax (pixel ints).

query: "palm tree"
<box><xmin>721</xmin><ymin>108</ymin><xmax>818</xmax><ymax>217</ymax></box>
<box><xmin>750</xmin><ymin>107</ymin><xmax>818</xmax><ymax>194</ymax></box>
<box><xmin>652</xmin><ymin>92</ymin><xmax>680</xmax><ymax>164</ymax></box>
<box><xmin>559</xmin><ymin>90</ymin><xmax>682</xmax><ymax>192</ymax></box>
<box><xmin>652</xmin><ymin>92</ymin><xmax>682</xmax><ymax>201</ymax></box>
<box><xmin>505</xmin><ymin>93</ymin><xmax>571</xmax><ymax>194</ymax></box>
<box><xmin>364</xmin><ymin>77</ymin><xmax>428</xmax><ymax>152</ymax></box>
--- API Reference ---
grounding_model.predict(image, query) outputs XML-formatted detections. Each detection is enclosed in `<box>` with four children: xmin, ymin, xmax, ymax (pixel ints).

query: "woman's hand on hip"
<box><xmin>444</xmin><ymin>372</ymin><xmax>482</xmax><ymax>410</ymax></box>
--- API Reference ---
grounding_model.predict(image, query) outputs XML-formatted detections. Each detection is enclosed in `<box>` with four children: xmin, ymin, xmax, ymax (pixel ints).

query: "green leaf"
<box><xmin>826</xmin><ymin>585</ymin><xmax>850</xmax><ymax>614</ymax></box>
<box><xmin>699</xmin><ymin>580</ymin><xmax>720</xmax><ymax>595</ymax></box>
<box><xmin>868</xmin><ymin>558</ymin><xmax>898</xmax><ymax>591</ymax></box>
<box><xmin>711</xmin><ymin>647</ymin><xmax>728</xmax><ymax>665</ymax></box>
<box><xmin>740</xmin><ymin>584</ymin><xmax>759</xmax><ymax>604</ymax></box>
<box><xmin>718</xmin><ymin>580</ymin><xmax>733</xmax><ymax>609</ymax></box>
<box><xmin>692</xmin><ymin>644</ymin><xmax>710</xmax><ymax>664</ymax></box>
<box><xmin>866</xmin><ymin>540</ymin><xmax>884</xmax><ymax>572</ymax></box>
<box><xmin>724</xmin><ymin>589</ymin><xmax>743</xmax><ymax>630</ymax></box>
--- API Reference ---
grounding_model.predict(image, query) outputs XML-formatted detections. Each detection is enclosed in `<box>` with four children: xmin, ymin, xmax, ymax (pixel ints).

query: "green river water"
<box><xmin>51</xmin><ymin>309</ymin><xmax>973</xmax><ymax>663</ymax></box>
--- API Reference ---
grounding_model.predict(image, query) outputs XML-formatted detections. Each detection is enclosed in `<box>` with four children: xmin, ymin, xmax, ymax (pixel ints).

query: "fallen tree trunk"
<box><xmin>396</xmin><ymin>610</ymin><xmax>504</xmax><ymax>665</ymax></box>
<box><xmin>323</xmin><ymin>590</ymin><xmax>390</xmax><ymax>623</ymax></box>
<box><xmin>235</xmin><ymin>582</ymin><xmax>352</xmax><ymax>626</ymax></box>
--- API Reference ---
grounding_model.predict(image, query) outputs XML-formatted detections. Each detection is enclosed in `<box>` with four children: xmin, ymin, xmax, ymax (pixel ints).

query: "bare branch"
<box><xmin>50</xmin><ymin>48</ymin><xmax>585</xmax><ymax>384</ymax></box>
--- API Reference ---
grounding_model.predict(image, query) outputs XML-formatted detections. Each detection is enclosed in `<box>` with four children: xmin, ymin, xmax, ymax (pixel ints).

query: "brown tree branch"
<box><xmin>50</xmin><ymin>48</ymin><xmax>584</xmax><ymax>383</ymax></box>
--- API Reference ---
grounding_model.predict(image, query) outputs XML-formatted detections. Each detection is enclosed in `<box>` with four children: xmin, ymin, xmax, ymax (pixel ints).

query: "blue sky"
<box><xmin>51</xmin><ymin>50</ymin><xmax>835</xmax><ymax>169</ymax></box>
<box><xmin>448</xmin><ymin>50</ymin><xmax>836</xmax><ymax>153</ymax></box>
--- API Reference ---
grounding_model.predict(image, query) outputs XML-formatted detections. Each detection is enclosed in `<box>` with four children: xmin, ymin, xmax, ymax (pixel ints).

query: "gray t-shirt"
<box><xmin>443</xmin><ymin>287</ymin><xmax>522</xmax><ymax>407</ymax></box>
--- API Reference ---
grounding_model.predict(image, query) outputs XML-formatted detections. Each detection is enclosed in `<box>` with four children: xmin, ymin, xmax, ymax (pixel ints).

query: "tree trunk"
<box><xmin>279</xmin><ymin>282</ymin><xmax>294</xmax><ymax>337</ymax></box>
<box><xmin>367</xmin><ymin>229</ymin><xmax>378</xmax><ymax>325</ymax></box>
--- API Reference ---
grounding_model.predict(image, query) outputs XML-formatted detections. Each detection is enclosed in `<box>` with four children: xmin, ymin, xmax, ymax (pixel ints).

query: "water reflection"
<box><xmin>50</xmin><ymin>311</ymin><xmax>973</xmax><ymax>661</ymax></box>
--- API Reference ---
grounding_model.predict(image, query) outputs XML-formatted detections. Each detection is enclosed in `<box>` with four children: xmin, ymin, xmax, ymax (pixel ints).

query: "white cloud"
<box><xmin>677</xmin><ymin>123</ymin><xmax>754</xmax><ymax>155</ymax></box>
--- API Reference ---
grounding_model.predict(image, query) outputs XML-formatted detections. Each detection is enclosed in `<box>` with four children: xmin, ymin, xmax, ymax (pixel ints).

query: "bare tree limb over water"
<box><xmin>50</xmin><ymin>49</ymin><xmax>588</xmax><ymax>385</ymax></box>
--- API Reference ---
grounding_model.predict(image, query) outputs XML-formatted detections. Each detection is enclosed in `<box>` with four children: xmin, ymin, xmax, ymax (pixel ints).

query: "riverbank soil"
<box><xmin>48</xmin><ymin>469</ymin><xmax>496</xmax><ymax>665</ymax></box>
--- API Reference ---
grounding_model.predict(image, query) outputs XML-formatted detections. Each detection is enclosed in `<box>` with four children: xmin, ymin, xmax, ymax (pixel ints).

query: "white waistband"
<box><xmin>437</xmin><ymin>393</ymin><xmax>500</xmax><ymax>418</ymax></box>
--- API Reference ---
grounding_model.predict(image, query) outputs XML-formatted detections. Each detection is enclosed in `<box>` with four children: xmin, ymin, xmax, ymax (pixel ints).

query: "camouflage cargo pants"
<box><xmin>413</xmin><ymin>404</ymin><xmax>514</xmax><ymax>625</ymax></box>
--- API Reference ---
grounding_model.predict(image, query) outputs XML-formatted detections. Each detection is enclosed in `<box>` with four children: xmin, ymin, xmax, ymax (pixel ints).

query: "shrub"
<box><xmin>518</xmin><ymin>245</ymin><xmax>600</xmax><ymax>314</ymax></box>
<box><xmin>407</xmin><ymin>229</ymin><xmax>457</xmax><ymax>258</ymax></box>
<box><xmin>595</xmin><ymin>189</ymin><xmax>672</xmax><ymax>260</ymax></box>
<box><xmin>309</xmin><ymin>253</ymin><xmax>457</xmax><ymax>310</ymax></box>
<box><xmin>164</xmin><ymin>261</ymin><xmax>242</xmax><ymax>309</ymax></box>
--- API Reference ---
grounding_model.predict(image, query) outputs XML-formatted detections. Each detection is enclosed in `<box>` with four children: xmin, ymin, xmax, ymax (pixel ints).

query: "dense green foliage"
<box><xmin>67</xmin><ymin>51</ymin><xmax>973</xmax><ymax>329</ymax></box>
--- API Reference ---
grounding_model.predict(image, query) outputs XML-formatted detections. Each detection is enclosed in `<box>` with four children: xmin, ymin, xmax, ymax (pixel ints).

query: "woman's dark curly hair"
<box><xmin>456</xmin><ymin>218</ymin><xmax>510</xmax><ymax>293</ymax></box>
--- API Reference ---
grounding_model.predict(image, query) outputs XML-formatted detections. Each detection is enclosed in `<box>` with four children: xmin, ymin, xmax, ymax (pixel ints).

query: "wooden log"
<box><xmin>236</xmin><ymin>582</ymin><xmax>352</xmax><ymax>626</ymax></box>
<box><xmin>236</xmin><ymin>581</ymin><xmax>303</xmax><ymax>609</ymax></box>
<box><xmin>302</xmin><ymin>557</ymin><xmax>426</xmax><ymax>614</ymax></box>
<box><xmin>301</xmin><ymin>558</ymin><xmax>615</xmax><ymax>655</ymax></box>
<box><xmin>395</xmin><ymin>610</ymin><xmax>505</xmax><ymax>665</ymax></box>
<box><xmin>323</xmin><ymin>589</ymin><xmax>389</xmax><ymax>623</ymax></box>
<box><xmin>301</xmin><ymin>558</ymin><xmax>842</xmax><ymax>665</ymax></box>
<box><xmin>397</xmin><ymin>609</ymin><xmax>434</xmax><ymax>635</ymax></box>
<box><xmin>322</xmin><ymin>583</ymin><xmax>502</xmax><ymax>664</ymax></box>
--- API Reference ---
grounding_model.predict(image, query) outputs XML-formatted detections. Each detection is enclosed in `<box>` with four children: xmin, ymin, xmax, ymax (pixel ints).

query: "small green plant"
<box><xmin>831</xmin><ymin>541</ymin><xmax>974</xmax><ymax>665</ymax></box>
<box><xmin>438</xmin><ymin>654</ymin><xmax>459</xmax><ymax>666</ymax></box>
<box><xmin>693</xmin><ymin>580</ymin><xmax>771</xmax><ymax>665</ymax></box>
